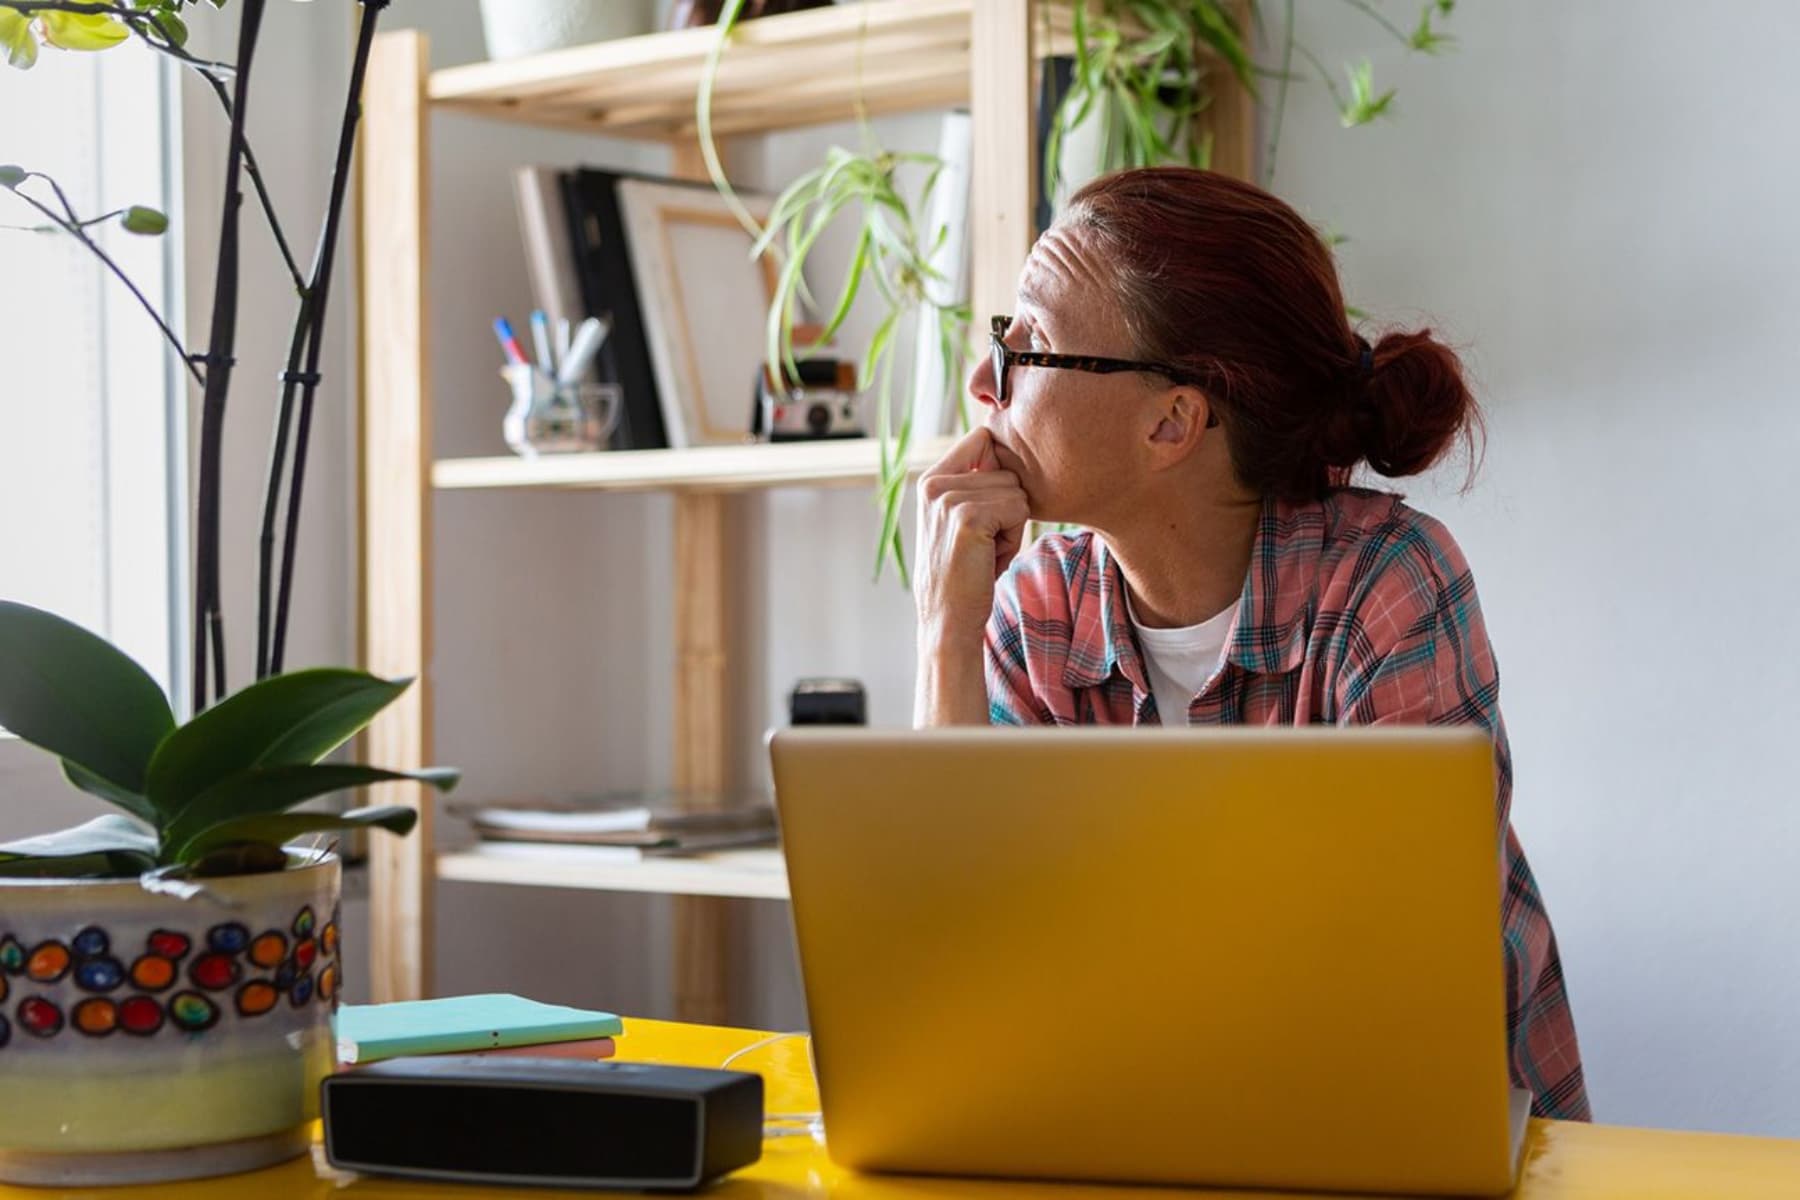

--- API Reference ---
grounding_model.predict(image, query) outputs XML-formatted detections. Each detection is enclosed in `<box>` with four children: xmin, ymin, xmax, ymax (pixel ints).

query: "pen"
<box><xmin>493</xmin><ymin>317</ymin><xmax>529</xmax><ymax>367</ymax></box>
<box><xmin>555</xmin><ymin>316</ymin><xmax>572</xmax><ymax>371</ymax></box>
<box><xmin>529</xmin><ymin>310</ymin><xmax>554</xmax><ymax>375</ymax></box>
<box><xmin>558</xmin><ymin>315</ymin><xmax>613</xmax><ymax>386</ymax></box>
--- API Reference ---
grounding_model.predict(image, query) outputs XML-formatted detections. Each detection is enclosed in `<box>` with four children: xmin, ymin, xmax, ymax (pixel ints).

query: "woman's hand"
<box><xmin>914</xmin><ymin>427</ymin><xmax>1029</xmax><ymax>651</ymax></box>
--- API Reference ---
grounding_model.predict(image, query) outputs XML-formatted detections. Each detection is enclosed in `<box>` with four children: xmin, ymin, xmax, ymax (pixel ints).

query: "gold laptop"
<box><xmin>768</xmin><ymin>726</ymin><xmax>1531</xmax><ymax>1197</ymax></box>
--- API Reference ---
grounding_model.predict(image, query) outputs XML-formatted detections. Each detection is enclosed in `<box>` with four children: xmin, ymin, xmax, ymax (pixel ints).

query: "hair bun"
<box><xmin>1333</xmin><ymin>329</ymin><xmax>1483</xmax><ymax>482</ymax></box>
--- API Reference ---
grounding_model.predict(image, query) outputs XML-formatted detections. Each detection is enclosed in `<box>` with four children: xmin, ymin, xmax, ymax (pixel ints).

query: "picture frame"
<box><xmin>616</xmin><ymin>179</ymin><xmax>777</xmax><ymax>448</ymax></box>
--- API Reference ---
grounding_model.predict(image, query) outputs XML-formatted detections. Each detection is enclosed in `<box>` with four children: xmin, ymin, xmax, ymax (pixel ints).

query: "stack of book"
<box><xmin>336</xmin><ymin>994</ymin><xmax>623</xmax><ymax>1065</ymax></box>
<box><xmin>451</xmin><ymin>794</ymin><xmax>777</xmax><ymax>863</ymax></box>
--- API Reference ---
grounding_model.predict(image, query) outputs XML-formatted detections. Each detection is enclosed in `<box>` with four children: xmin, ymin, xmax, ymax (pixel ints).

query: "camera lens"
<box><xmin>806</xmin><ymin>402</ymin><xmax>832</xmax><ymax>435</ymax></box>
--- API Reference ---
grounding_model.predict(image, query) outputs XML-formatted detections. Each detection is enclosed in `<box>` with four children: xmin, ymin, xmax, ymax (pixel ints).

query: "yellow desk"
<box><xmin>12</xmin><ymin>1019</ymin><xmax>1799</xmax><ymax>1200</ymax></box>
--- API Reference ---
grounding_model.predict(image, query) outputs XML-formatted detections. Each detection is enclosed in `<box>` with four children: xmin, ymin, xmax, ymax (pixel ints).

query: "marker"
<box><xmin>492</xmin><ymin>317</ymin><xmax>528</xmax><ymax>367</ymax></box>
<box><xmin>557</xmin><ymin>315</ymin><xmax>612</xmax><ymax>386</ymax></box>
<box><xmin>529</xmin><ymin>309</ymin><xmax>554</xmax><ymax>375</ymax></box>
<box><xmin>555</xmin><ymin>316</ymin><xmax>572</xmax><ymax>370</ymax></box>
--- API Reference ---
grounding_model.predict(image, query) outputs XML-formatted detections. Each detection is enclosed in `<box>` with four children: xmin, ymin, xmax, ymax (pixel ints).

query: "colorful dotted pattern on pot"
<box><xmin>0</xmin><ymin>906</ymin><xmax>341</xmax><ymax>1047</ymax></box>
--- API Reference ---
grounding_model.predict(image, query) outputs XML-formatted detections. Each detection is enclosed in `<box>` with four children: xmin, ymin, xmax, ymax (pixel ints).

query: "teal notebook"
<box><xmin>334</xmin><ymin>993</ymin><xmax>624</xmax><ymax>1064</ymax></box>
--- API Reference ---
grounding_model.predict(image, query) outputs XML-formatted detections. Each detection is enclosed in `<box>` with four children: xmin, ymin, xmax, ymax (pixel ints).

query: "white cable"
<box><xmin>719</xmin><ymin>1032</ymin><xmax>825</xmax><ymax>1143</ymax></box>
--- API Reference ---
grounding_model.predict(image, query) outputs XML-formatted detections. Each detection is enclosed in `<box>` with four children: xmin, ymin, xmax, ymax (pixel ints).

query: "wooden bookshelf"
<box><xmin>432</xmin><ymin>436</ymin><xmax>955</xmax><ymax>493</ymax></box>
<box><xmin>359</xmin><ymin>3</ymin><xmax>1254</xmax><ymax>1020</ymax></box>
<box><xmin>427</xmin><ymin>0</ymin><xmax>1085</xmax><ymax>141</ymax></box>
<box><xmin>436</xmin><ymin>848</ymin><xmax>791</xmax><ymax>901</ymax></box>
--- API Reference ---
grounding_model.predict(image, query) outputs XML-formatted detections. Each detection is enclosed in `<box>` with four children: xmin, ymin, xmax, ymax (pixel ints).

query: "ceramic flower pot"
<box><xmin>0</xmin><ymin>851</ymin><xmax>342</xmax><ymax>1187</ymax></box>
<box><xmin>478</xmin><ymin>0</ymin><xmax>657</xmax><ymax>60</ymax></box>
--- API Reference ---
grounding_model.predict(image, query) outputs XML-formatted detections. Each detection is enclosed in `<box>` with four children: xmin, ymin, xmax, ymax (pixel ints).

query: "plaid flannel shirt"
<box><xmin>985</xmin><ymin>487</ymin><xmax>1590</xmax><ymax>1121</ymax></box>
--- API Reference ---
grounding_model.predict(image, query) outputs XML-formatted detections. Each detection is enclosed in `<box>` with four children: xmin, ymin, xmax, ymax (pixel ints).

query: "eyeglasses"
<box><xmin>988</xmin><ymin>315</ymin><xmax>1218</xmax><ymax>426</ymax></box>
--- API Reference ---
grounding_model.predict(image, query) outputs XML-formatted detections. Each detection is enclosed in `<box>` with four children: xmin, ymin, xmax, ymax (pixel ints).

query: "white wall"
<box><xmin>1269</xmin><ymin>2</ymin><xmax>1800</xmax><ymax>1136</ymax></box>
<box><xmin>3</xmin><ymin>0</ymin><xmax>1795</xmax><ymax>1140</ymax></box>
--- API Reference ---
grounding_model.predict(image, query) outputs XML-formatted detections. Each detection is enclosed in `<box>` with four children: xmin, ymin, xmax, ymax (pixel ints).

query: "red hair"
<box><xmin>1059</xmin><ymin>167</ymin><xmax>1483</xmax><ymax>497</ymax></box>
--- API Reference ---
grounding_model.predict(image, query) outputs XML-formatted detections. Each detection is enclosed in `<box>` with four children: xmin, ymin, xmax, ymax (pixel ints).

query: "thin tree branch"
<box><xmin>191</xmin><ymin>0</ymin><xmax>268</xmax><ymax>712</ymax></box>
<box><xmin>199</xmin><ymin>72</ymin><xmax>304</xmax><ymax>294</ymax></box>
<box><xmin>1294</xmin><ymin>42</ymin><xmax>1347</xmax><ymax>112</ymax></box>
<box><xmin>84</xmin><ymin>7</ymin><xmax>306</xmax><ymax>292</ymax></box>
<box><xmin>1264</xmin><ymin>0</ymin><xmax>1296</xmax><ymax>186</ymax></box>
<box><xmin>258</xmin><ymin>305</ymin><xmax>313</xmax><ymax>679</ymax></box>
<box><xmin>6</xmin><ymin>178</ymin><xmax>204</xmax><ymax>387</ymax></box>
<box><xmin>269</xmin><ymin>0</ymin><xmax>390</xmax><ymax>674</ymax></box>
<box><xmin>1331</xmin><ymin>0</ymin><xmax>1413</xmax><ymax>47</ymax></box>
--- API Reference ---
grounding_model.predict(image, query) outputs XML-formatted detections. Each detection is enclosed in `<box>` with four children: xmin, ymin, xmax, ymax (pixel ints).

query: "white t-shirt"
<box><xmin>1126</xmin><ymin>592</ymin><xmax>1235</xmax><ymax>725</ymax></box>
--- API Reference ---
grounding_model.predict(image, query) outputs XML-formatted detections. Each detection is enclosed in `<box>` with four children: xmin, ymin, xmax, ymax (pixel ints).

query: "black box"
<box><xmin>321</xmin><ymin>1056</ymin><xmax>763</xmax><ymax>1191</ymax></box>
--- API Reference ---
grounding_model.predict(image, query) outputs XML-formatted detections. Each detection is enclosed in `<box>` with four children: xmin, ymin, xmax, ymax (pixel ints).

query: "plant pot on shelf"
<box><xmin>665</xmin><ymin>0</ymin><xmax>832</xmax><ymax>29</ymax></box>
<box><xmin>0</xmin><ymin>851</ymin><xmax>342</xmax><ymax>1187</ymax></box>
<box><xmin>479</xmin><ymin>0</ymin><xmax>658</xmax><ymax>60</ymax></box>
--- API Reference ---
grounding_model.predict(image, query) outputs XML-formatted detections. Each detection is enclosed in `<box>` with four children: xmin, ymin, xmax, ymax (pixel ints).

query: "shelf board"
<box><xmin>427</xmin><ymin>0</ymin><xmax>1079</xmax><ymax>140</ymax></box>
<box><xmin>433</xmin><ymin>434</ymin><xmax>953</xmax><ymax>493</ymax></box>
<box><xmin>437</xmin><ymin>847</ymin><xmax>791</xmax><ymax>901</ymax></box>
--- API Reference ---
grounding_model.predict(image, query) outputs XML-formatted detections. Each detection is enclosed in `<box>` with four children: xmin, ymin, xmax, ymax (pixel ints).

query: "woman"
<box><xmin>913</xmin><ymin>167</ymin><xmax>1589</xmax><ymax>1121</ymax></box>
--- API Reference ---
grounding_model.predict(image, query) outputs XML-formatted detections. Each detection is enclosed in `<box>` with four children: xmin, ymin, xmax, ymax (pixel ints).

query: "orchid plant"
<box><xmin>0</xmin><ymin>0</ymin><xmax>458</xmax><ymax>883</ymax></box>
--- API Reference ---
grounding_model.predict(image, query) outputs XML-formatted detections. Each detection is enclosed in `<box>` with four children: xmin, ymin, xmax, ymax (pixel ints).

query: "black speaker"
<box><xmin>320</xmin><ymin>1056</ymin><xmax>763</xmax><ymax>1191</ymax></box>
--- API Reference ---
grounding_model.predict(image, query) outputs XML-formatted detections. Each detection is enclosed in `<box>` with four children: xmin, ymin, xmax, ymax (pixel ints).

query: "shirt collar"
<box><xmin>1061</xmin><ymin>496</ymin><xmax>1312</xmax><ymax>691</ymax></box>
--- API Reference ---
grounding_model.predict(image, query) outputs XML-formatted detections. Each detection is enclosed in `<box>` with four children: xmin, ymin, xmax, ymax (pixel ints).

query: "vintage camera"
<box><xmin>752</xmin><ymin>358</ymin><xmax>864</xmax><ymax>442</ymax></box>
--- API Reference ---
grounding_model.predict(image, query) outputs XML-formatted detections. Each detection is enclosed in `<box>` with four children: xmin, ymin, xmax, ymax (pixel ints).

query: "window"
<box><xmin>0</xmin><ymin>37</ymin><xmax>184</xmax><ymax>716</ymax></box>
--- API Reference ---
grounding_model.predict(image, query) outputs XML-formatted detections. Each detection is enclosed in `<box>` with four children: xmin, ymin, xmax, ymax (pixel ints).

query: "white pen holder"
<box><xmin>501</xmin><ymin>365</ymin><xmax>619</xmax><ymax>458</ymax></box>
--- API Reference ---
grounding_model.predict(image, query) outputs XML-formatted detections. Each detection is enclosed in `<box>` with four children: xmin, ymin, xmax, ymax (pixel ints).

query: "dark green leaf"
<box><xmin>150</xmin><ymin>10</ymin><xmax>187</xmax><ymax>47</ymax></box>
<box><xmin>0</xmin><ymin>814</ymin><xmax>158</xmax><ymax>878</ymax></box>
<box><xmin>145</xmin><ymin>668</ymin><xmax>410</xmax><ymax>818</ymax></box>
<box><xmin>0</xmin><ymin>164</ymin><xmax>23</xmax><ymax>188</ymax></box>
<box><xmin>0</xmin><ymin>851</ymin><xmax>158</xmax><ymax>879</ymax></box>
<box><xmin>120</xmin><ymin>205</ymin><xmax>168</xmax><ymax>235</ymax></box>
<box><xmin>164</xmin><ymin>762</ymin><xmax>459</xmax><ymax>862</ymax></box>
<box><xmin>180</xmin><ymin>804</ymin><xmax>420</xmax><ymax>862</ymax></box>
<box><xmin>0</xmin><ymin>601</ymin><xmax>174</xmax><ymax>796</ymax></box>
<box><xmin>62</xmin><ymin>759</ymin><xmax>157</xmax><ymax>825</ymax></box>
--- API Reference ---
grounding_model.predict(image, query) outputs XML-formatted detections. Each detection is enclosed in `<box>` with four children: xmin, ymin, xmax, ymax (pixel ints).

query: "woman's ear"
<box><xmin>1146</xmin><ymin>387</ymin><xmax>1215</xmax><ymax>466</ymax></box>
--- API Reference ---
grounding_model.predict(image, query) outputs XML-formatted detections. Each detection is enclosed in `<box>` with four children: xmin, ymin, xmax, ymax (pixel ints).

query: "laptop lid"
<box><xmin>770</xmin><ymin>726</ymin><xmax>1522</xmax><ymax>1197</ymax></box>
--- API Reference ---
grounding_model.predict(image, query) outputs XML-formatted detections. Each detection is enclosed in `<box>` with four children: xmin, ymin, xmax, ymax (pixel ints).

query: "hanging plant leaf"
<box><xmin>164</xmin><ymin>762</ymin><xmax>459</xmax><ymax>863</ymax></box>
<box><xmin>0</xmin><ymin>601</ymin><xmax>175</xmax><ymax>799</ymax></box>
<box><xmin>145</xmin><ymin>668</ymin><xmax>410</xmax><ymax>819</ymax></box>
<box><xmin>1341</xmin><ymin>59</ymin><xmax>1395</xmax><ymax>127</ymax></box>
<box><xmin>178</xmin><ymin>805</ymin><xmax>421</xmax><ymax>863</ymax></box>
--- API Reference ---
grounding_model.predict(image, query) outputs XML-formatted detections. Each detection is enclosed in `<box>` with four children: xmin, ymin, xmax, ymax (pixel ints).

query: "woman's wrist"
<box><xmin>914</xmin><ymin>624</ymin><xmax>988</xmax><ymax>727</ymax></box>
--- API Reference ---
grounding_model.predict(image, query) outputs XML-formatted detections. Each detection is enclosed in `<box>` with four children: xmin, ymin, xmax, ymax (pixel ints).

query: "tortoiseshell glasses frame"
<box><xmin>988</xmin><ymin>315</ymin><xmax>1219</xmax><ymax>426</ymax></box>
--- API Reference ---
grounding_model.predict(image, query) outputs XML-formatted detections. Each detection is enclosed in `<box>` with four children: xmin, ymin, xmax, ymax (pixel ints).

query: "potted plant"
<box><xmin>0</xmin><ymin>0</ymin><xmax>456</xmax><ymax>1185</ymax></box>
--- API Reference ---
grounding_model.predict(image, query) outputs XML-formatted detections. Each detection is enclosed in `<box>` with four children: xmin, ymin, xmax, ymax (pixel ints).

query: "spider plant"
<box><xmin>1044</xmin><ymin>0</ymin><xmax>1460</xmax><ymax>200</ymax></box>
<box><xmin>697</xmin><ymin>0</ymin><xmax>969</xmax><ymax>585</ymax></box>
<box><xmin>751</xmin><ymin>148</ymin><xmax>970</xmax><ymax>585</ymax></box>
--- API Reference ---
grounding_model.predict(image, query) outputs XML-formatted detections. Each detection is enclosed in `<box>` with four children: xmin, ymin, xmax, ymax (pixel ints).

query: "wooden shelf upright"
<box><xmin>357</xmin><ymin>0</ymin><xmax>1253</xmax><ymax>1019</ymax></box>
